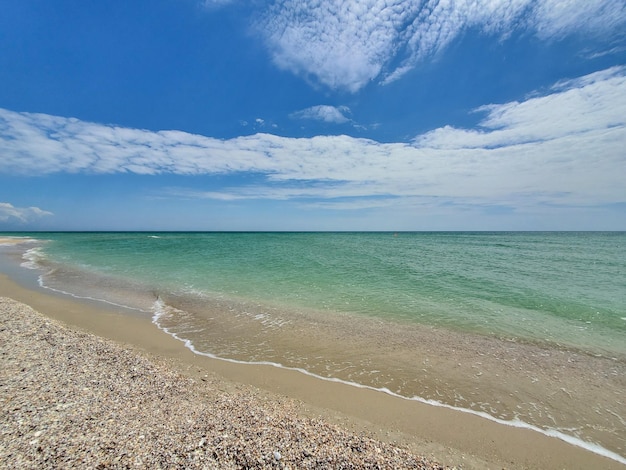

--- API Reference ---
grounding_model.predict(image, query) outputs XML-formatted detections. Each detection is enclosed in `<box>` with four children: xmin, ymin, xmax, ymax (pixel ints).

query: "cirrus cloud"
<box><xmin>256</xmin><ymin>0</ymin><xmax>626</xmax><ymax>92</ymax></box>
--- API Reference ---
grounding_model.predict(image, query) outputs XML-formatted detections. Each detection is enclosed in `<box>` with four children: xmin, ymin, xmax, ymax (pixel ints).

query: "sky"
<box><xmin>1</xmin><ymin>0</ymin><xmax>625</xmax><ymax>231</ymax></box>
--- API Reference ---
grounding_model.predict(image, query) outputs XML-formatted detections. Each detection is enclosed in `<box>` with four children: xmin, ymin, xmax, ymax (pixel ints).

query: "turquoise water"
<box><xmin>2</xmin><ymin>231</ymin><xmax>626</xmax><ymax>461</ymax></box>
<box><xmin>11</xmin><ymin>231</ymin><xmax>626</xmax><ymax>354</ymax></box>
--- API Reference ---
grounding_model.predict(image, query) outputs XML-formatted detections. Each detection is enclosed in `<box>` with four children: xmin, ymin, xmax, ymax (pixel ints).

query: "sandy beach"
<box><xmin>1</xmin><ymin>295</ymin><xmax>449</xmax><ymax>469</ymax></box>
<box><xmin>0</xmin><ymin>266</ymin><xmax>624</xmax><ymax>469</ymax></box>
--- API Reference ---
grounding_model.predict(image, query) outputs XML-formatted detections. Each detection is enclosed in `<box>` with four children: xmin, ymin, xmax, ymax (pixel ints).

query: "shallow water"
<box><xmin>1</xmin><ymin>231</ymin><xmax>625</xmax><ymax>462</ymax></box>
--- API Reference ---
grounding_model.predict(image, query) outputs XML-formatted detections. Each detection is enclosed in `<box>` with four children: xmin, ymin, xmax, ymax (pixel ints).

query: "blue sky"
<box><xmin>1</xmin><ymin>0</ymin><xmax>625</xmax><ymax>231</ymax></box>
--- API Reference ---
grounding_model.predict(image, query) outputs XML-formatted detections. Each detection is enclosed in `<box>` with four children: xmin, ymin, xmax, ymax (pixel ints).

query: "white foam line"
<box><xmin>20</xmin><ymin>246</ymin><xmax>46</xmax><ymax>270</ymax></box>
<box><xmin>16</xmin><ymin>246</ymin><xmax>147</xmax><ymax>313</ymax></box>
<box><xmin>151</xmin><ymin>298</ymin><xmax>626</xmax><ymax>467</ymax></box>
<box><xmin>35</xmin><ymin>274</ymin><xmax>150</xmax><ymax>314</ymax></box>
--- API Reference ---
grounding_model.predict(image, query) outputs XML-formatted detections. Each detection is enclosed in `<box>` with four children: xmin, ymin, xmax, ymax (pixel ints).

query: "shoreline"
<box><xmin>1</xmin><ymin>268</ymin><xmax>624</xmax><ymax>468</ymax></box>
<box><xmin>0</xmin><ymin>296</ymin><xmax>446</xmax><ymax>468</ymax></box>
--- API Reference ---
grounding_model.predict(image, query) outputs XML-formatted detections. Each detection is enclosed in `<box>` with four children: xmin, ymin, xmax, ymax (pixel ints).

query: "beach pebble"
<box><xmin>0</xmin><ymin>297</ymin><xmax>452</xmax><ymax>470</ymax></box>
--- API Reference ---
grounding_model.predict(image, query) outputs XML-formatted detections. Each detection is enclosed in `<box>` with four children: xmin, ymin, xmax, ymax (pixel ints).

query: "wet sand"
<box><xmin>1</xmin><ymin>271</ymin><xmax>624</xmax><ymax>469</ymax></box>
<box><xmin>2</xmin><ymin>295</ymin><xmax>451</xmax><ymax>469</ymax></box>
<box><xmin>156</xmin><ymin>287</ymin><xmax>626</xmax><ymax>460</ymax></box>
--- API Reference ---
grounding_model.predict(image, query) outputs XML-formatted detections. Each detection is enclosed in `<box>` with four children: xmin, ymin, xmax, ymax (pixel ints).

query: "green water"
<box><xmin>13</xmin><ymin>231</ymin><xmax>626</xmax><ymax>355</ymax></box>
<box><xmin>2</xmin><ymin>231</ymin><xmax>626</xmax><ymax>461</ymax></box>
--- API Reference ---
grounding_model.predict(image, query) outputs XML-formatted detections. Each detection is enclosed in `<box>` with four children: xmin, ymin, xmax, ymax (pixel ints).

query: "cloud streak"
<box><xmin>255</xmin><ymin>0</ymin><xmax>626</xmax><ymax>91</ymax></box>
<box><xmin>415</xmin><ymin>68</ymin><xmax>626</xmax><ymax>149</ymax></box>
<box><xmin>1</xmin><ymin>67</ymin><xmax>625</xmax><ymax>211</ymax></box>
<box><xmin>0</xmin><ymin>202</ymin><xmax>53</xmax><ymax>224</ymax></box>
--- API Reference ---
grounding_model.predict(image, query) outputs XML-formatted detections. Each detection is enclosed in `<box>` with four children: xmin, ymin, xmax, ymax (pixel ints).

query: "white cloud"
<box><xmin>0</xmin><ymin>202</ymin><xmax>53</xmax><ymax>223</ymax></box>
<box><xmin>0</xmin><ymin>67</ymin><xmax>625</xmax><ymax>211</ymax></box>
<box><xmin>531</xmin><ymin>0</ymin><xmax>626</xmax><ymax>39</ymax></box>
<box><xmin>415</xmin><ymin>66</ymin><xmax>626</xmax><ymax>149</ymax></box>
<box><xmin>258</xmin><ymin>0</ymin><xmax>421</xmax><ymax>92</ymax></box>
<box><xmin>255</xmin><ymin>0</ymin><xmax>626</xmax><ymax>91</ymax></box>
<box><xmin>290</xmin><ymin>105</ymin><xmax>351</xmax><ymax>124</ymax></box>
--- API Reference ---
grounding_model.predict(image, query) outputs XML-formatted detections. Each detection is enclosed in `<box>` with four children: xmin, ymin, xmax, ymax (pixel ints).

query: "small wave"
<box><xmin>32</xmin><ymin>272</ymin><xmax>150</xmax><ymax>313</ymax></box>
<box><xmin>0</xmin><ymin>236</ymin><xmax>39</xmax><ymax>246</ymax></box>
<box><xmin>21</xmin><ymin>247</ymin><xmax>151</xmax><ymax>314</ymax></box>
<box><xmin>150</xmin><ymin>298</ymin><xmax>626</xmax><ymax>467</ymax></box>
<box><xmin>21</xmin><ymin>247</ymin><xmax>47</xmax><ymax>270</ymax></box>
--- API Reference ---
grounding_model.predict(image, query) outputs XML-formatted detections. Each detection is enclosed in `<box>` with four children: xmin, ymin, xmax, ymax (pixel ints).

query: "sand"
<box><xmin>1</xmin><ymin>296</ymin><xmax>450</xmax><ymax>469</ymax></box>
<box><xmin>0</xmin><ymin>269</ymin><xmax>624</xmax><ymax>469</ymax></box>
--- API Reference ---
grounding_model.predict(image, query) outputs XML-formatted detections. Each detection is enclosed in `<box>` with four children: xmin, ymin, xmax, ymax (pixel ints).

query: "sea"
<box><xmin>1</xmin><ymin>231</ymin><xmax>625</xmax><ymax>463</ymax></box>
